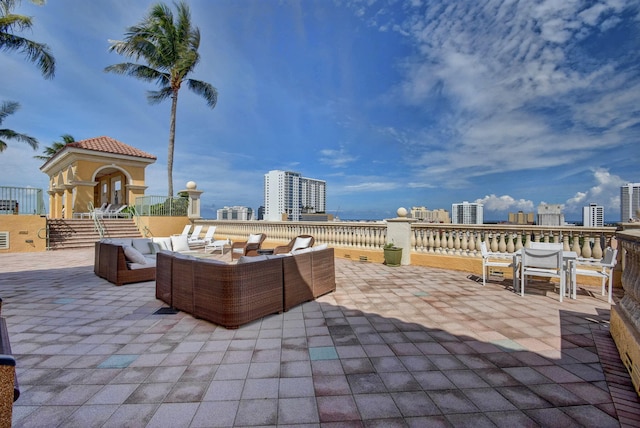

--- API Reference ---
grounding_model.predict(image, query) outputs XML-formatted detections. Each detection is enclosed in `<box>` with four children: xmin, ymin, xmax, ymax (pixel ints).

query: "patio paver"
<box><xmin>1</xmin><ymin>248</ymin><xmax>639</xmax><ymax>427</ymax></box>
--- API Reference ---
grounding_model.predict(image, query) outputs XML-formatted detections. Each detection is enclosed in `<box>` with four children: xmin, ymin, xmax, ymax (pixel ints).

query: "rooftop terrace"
<box><xmin>2</xmin><ymin>249</ymin><xmax>639</xmax><ymax>427</ymax></box>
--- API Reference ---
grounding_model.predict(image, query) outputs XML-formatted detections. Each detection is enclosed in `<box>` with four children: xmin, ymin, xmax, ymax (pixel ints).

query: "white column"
<box><xmin>386</xmin><ymin>207</ymin><xmax>413</xmax><ymax>265</ymax></box>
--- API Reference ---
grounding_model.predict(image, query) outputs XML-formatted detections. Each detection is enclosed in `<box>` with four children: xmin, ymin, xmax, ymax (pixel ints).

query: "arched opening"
<box><xmin>93</xmin><ymin>166</ymin><xmax>132</xmax><ymax>208</ymax></box>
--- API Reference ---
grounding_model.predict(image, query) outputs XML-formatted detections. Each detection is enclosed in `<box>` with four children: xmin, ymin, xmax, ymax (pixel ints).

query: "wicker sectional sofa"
<box><xmin>156</xmin><ymin>247</ymin><xmax>336</xmax><ymax>328</ymax></box>
<box><xmin>94</xmin><ymin>235</ymin><xmax>199</xmax><ymax>286</ymax></box>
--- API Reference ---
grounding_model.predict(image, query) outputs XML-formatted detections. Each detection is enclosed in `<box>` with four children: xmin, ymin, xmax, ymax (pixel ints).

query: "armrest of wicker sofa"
<box><xmin>311</xmin><ymin>247</ymin><xmax>336</xmax><ymax>298</ymax></box>
<box><xmin>192</xmin><ymin>257</ymin><xmax>284</xmax><ymax>328</ymax></box>
<box><xmin>0</xmin><ymin>299</ymin><xmax>19</xmax><ymax>426</ymax></box>
<box><xmin>95</xmin><ymin>242</ymin><xmax>156</xmax><ymax>286</ymax></box>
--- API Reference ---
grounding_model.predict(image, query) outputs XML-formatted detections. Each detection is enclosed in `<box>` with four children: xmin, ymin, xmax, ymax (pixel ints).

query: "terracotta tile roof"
<box><xmin>66</xmin><ymin>136</ymin><xmax>156</xmax><ymax>160</ymax></box>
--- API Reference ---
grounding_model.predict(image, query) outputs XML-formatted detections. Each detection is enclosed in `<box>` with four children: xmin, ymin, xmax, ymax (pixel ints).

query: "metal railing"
<box><xmin>0</xmin><ymin>186</ymin><xmax>46</xmax><ymax>215</ymax></box>
<box><xmin>134</xmin><ymin>195</ymin><xmax>188</xmax><ymax>217</ymax></box>
<box><xmin>87</xmin><ymin>202</ymin><xmax>105</xmax><ymax>239</ymax></box>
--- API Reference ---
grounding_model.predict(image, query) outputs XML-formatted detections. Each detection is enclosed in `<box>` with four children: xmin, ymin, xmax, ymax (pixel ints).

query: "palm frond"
<box><xmin>0</xmin><ymin>128</ymin><xmax>38</xmax><ymax>151</ymax></box>
<box><xmin>147</xmin><ymin>86</ymin><xmax>173</xmax><ymax>105</ymax></box>
<box><xmin>0</xmin><ymin>100</ymin><xmax>20</xmax><ymax>124</ymax></box>
<box><xmin>187</xmin><ymin>79</ymin><xmax>218</xmax><ymax>108</ymax></box>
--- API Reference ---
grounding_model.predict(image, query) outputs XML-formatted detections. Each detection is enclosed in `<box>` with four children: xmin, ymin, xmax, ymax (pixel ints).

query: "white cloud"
<box><xmin>349</xmin><ymin>0</ymin><xmax>640</xmax><ymax>187</ymax></box>
<box><xmin>475</xmin><ymin>194</ymin><xmax>534</xmax><ymax>212</ymax></box>
<box><xmin>564</xmin><ymin>168</ymin><xmax>627</xmax><ymax>212</ymax></box>
<box><xmin>319</xmin><ymin>147</ymin><xmax>358</xmax><ymax>168</ymax></box>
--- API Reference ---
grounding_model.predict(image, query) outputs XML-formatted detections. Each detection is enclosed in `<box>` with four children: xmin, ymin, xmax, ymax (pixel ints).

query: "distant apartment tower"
<box><xmin>217</xmin><ymin>206</ymin><xmax>254</xmax><ymax>221</ymax></box>
<box><xmin>451</xmin><ymin>202</ymin><xmax>483</xmax><ymax>225</ymax></box>
<box><xmin>621</xmin><ymin>183</ymin><xmax>640</xmax><ymax>222</ymax></box>
<box><xmin>264</xmin><ymin>170</ymin><xmax>326</xmax><ymax>222</ymax></box>
<box><xmin>583</xmin><ymin>203</ymin><xmax>604</xmax><ymax>227</ymax></box>
<box><xmin>537</xmin><ymin>204</ymin><xmax>565</xmax><ymax>226</ymax></box>
<box><xmin>410</xmin><ymin>206</ymin><xmax>451</xmax><ymax>223</ymax></box>
<box><xmin>508</xmin><ymin>211</ymin><xmax>535</xmax><ymax>225</ymax></box>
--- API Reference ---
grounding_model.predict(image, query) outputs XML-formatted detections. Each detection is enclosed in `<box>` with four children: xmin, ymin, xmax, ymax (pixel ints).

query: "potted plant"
<box><xmin>383</xmin><ymin>243</ymin><xmax>402</xmax><ymax>267</ymax></box>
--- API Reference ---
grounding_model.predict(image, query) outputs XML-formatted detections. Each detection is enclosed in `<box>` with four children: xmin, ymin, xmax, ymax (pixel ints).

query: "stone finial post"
<box><xmin>181</xmin><ymin>181</ymin><xmax>203</xmax><ymax>219</ymax></box>
<box><xmin>386</xmin><ymin>207</ymin><xmax>413</xmax><ymax>265</ymax></box>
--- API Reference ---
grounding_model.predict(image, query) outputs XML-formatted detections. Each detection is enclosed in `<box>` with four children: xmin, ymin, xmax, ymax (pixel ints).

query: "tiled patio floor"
<box><xmin>1</xmin><ymin>249</ymin><xmax>639</xmax><ymax>427</ymax></box>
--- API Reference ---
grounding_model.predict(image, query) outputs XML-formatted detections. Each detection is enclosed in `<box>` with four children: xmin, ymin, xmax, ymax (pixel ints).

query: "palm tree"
<box><xmin>0</xmin><ymin>100</ymin><xmax>37</xmax><ymax>152</ymax></box>
<box><xmin>33</xmin><ymin>133</ymin><xmax>74</xmax><ymax>161</ymax></box>
<box><xmin>105</xmin><ymin>1</ymin><xmax>218</xmax><ymax>197</ymax></box>
<box><xmin>0</xmin><ymin>0</ymin><xmax>56</xmax><ymax>79</ymax></box>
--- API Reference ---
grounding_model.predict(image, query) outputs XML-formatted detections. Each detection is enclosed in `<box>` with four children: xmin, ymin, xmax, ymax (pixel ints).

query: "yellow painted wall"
<box><xmin>0</xmin><ymin>216</ymin><xmax>47</xmax><ymax>253</ymax></box>
<box><xmin>136</xmin><ymin>216</ymin><xmax>194</xmax><ymax>238</ymax></box>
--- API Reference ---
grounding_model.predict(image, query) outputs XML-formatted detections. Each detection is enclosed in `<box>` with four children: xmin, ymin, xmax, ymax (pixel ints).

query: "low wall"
<box><xmin>136</xmin><ymin>216</ymin><xmax>194</xmax><ymax>238</ymax></box>
<box><xmin>0</xmin><ymin>215</ymin><xmax>47</xmax><ymax>253</ymax></box>
<box><xmin>611</xmin><ymin>230</ymin><xmax>640</xmax><ymax>397</ymax></box>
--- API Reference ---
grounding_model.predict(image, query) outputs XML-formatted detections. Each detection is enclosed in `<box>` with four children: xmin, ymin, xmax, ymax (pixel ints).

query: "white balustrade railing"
<box><xmin>411</xmin><ymin>224</ymin><xmax>617</xmax><ymax>260</ymax></box>
<box><xmin>195</xmin><ymin>220</ymin><xmax>617</xmax><ymax>261</ymax></box>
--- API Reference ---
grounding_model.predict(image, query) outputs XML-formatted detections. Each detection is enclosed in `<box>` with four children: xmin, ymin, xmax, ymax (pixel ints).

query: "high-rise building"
<box><xmin>583</xmin><ymin>203</ymin><xmax>604</xmax><ymax>227</ymax></box>
<box><xmin>264</xmin><ymin>170</ymin><xmax>326</xmax><ymax>221</ymax></box>
<box><xmin>537</xmin><ymin>204</ymin><xmax>565</xmax><ymax>226</ymax></box>
<box><xmin>621</xmin><ymin>183</ymin><xmax>640</xmax><ymax>222</ymax></box>
<box><xmin>451</xmin><ymin>201</ymin><xmax>483</xmax><ymax>224</ymax></box>
<box><xmin>410</xmin><ymin>206</ymin><xmax>451</xmax><ymax>223</ymax></box>
<box><xmin>508</xmin><ymin>211</ymin><xmax>535</xmax><ymax>225</ymax></box>
<box><xmin>217</xmin><ymin>206</ymin><xmax>254</xmax><ymax>221</ymax></box>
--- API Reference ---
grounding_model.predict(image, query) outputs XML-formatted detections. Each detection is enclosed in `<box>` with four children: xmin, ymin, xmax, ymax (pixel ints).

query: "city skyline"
<box><xmin>1</xmin><ymin>1</ymin><xmax>638</xmax><ymax>222</ymax></box>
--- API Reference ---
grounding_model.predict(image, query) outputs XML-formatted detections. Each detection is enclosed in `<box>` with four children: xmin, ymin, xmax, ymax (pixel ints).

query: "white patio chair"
<box><xmin>190</xmin><ymin>226</ymin><xmax>216</xmax><ymax>245</ymax></box>
<box><xmin>187</xmin><ymin>225</ymin><xmax>204</xmax><ymax>243</ymax></box>
<box><xmin>572</xmin><ymin>247</ymin><xmax>618</xmax><ymax>303</ymax></box>
<box><xmin>480</xmin><ymin>242</ymin><xmax>514</xmax><ymax>287</ymax></box>
<box><xmin>92</xmin><ymin>203</ymin><xmax>111</xmax><ymax>219</ymax></box>
<box><xmin>175</xmin><ymin>225</ymin><xmax>191</xmax><ymax>237</ymax></box>
<box><xmin>520</xmin><ymin>248</ymin><xmax>565</xmax><ymax>301</ymax></box>
<box><xmin>106</xmin><ymin>204</ymin><xmax>128</xmax><ymax>218</ymax></box>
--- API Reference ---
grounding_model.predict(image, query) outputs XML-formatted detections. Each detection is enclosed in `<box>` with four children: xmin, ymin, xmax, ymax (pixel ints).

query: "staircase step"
<box><xmin>47</xmin><ymin>219</ymin><xmax>143</xmax><ymax>250</ymax></box>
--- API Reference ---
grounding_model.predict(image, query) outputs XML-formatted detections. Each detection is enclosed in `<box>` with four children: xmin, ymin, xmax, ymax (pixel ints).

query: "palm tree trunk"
<box><xmin>167</xmin><ymin>91</ymin><xmax>179</xmax><ymax>197</ymax></box>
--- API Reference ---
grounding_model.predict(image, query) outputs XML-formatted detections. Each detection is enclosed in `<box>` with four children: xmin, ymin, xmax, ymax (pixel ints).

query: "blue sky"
<box><xmin>1</xmin><ymin>0</ymin><xmax>638</xmax><ymax>222</ymax></box>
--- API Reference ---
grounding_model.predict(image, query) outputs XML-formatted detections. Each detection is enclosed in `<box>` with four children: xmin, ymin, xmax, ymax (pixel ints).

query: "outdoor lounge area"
<box><xmin>1</xmin><ymin>248</ymin><xmax>639</xmax><ymax>427</ymax></box>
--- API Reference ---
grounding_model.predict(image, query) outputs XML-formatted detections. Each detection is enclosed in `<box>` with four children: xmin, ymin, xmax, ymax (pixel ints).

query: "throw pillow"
<box><xmin>312</xmin><ymin>243</ymin><xmax>328</xmax><ymax>251</ymax></box>
<box><xmin>132</xmin><ymin>238</ymin><xmax>152</xmax><ymax>255</ymax></box>
<box><xmin>148</xmin><ymin>242</ymin><xmax>162</xmax><ymax>254</ymax></box>
<box><xmin>247</xmin><ymin>234</ymin><xmax>262</xmax><ymax>244</ymax></box>
<box><xmin>153</xmin><ymin>237</ymin><xmax>172</xmax><ymax>251</ymax></box>
<box><xmin>123</xmin><ymin>245</ymin><xmax>147</xmax><ymax>265</ymax></box>
<box><xmin>171</xmin><ymin>234</ymin><xmax>191</xmax><ymax>252</ymax></box>
<box><xmin>292</xmin><ymin>236</ymin><xmax>312</xmax><ymax>250</ymax></box>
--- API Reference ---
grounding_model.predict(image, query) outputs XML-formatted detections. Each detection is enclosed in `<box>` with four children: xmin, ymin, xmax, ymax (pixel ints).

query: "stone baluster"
<box><xmin>572</xmin><ymin>233</ymin><xmax>581</xmax><ymax>256</ymax></box>
<box><xmin>428</xmin><ymin>230</ymin><xmax>435</xmax><ymax>253</ymax></box>
<box><xmin>582</xmin><ymin>233</ymin><xmax>592</xmax><ymax>259</ymax></box>
<box><xmin>498</xmin><ymin>233</ymin><xmax>507</xmax><ymax>253</ymax></box>
<box><xmin>525</xmin><ymin>232</ymin><xmax>532</xmax><ymax>248</ymax></box>
<box><xmin>461</xmin><ymin>230</ymin><xmax>469</xmax><ymax>255</ymax></box>
<box><xmin>506</xmin><ymin>233</ymin><xmax>515</xmax><ymax>254</ymax></box>
<box><xmin>434</xmin><ymin>230</ymin><xmax>442</xmax><ymax>254</ymax></box>
<box><xmin>454</xmin><ymin>231</ymin><xmax>461</xmax><ymax>255</ymax></box>
<box><xmin>563</xmin><ymin>234</ymin><xmax>571</xmax><ymax>252</ymax></box>
<box><xmin>490</xmin><ymin>233</ymin><xmax>498</xmax><ymax>252</ymax></box>
<box><xmin>592</xmin><ymin>234</ymin><xmax>603</xmax><ymax>260</ymax></box>
<box><xmin>475</xmin><ymin>233</ymin><xmax>482</xmax><ymax>256</ymax></box>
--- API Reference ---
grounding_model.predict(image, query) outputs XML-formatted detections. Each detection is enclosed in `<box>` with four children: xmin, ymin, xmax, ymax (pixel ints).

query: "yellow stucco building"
<box><xmin>40</xmin><ymin>136</ymin><xmax>156</xmax><ymax>219</ymax></box>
